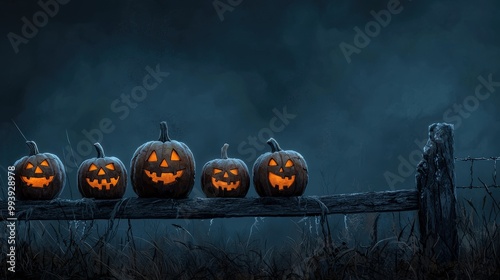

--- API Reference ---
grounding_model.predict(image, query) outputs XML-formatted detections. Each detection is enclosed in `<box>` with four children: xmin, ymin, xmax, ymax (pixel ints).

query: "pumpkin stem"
<box><xmin>159</xmin><ymin>121</ymin><xmax>171</xmax><ymax>142</ymax></box>
<box><xmin>26</xmin><ymin>141</ymin><xmax>39</xmax><ymax>156</ymax></box>
<box><xmin>267</xmin><ymin>138</ymin><xmax>282</xmax><ymax>152</ymax></box>
<box><xmin>221</xmin><ymin>143</ymin><xmax>229</xmax><ymax>159</ymax></box>
<box><xmin>94</xmin><ymin>143</ymin><xmax>105</xmax><ymax>158</ymax></box>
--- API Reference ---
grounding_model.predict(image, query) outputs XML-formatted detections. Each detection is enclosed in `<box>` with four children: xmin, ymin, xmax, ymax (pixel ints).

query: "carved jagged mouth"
<box><xmin>211</xmin><ymin>177</ymin><xmax>240</xmax><ymax>191</ymax></box>
<box><xmin>144</xmin><ymin>170</ymin><xmax>183</xmax><ymax>185</ymax></box>
<box><xmin>21</xmin><ymin>176</ymin><xmax>54</xmax><ymax>188</ymax></box>
<box><xmin>86</xmin><ymin>177</ymin><xmax>120</xmax><ymax>190</ymax></box>
<box><xmin>268</xmin><ymin>172</ymin><xmax>295</xmax><ymax>190</ymax></box>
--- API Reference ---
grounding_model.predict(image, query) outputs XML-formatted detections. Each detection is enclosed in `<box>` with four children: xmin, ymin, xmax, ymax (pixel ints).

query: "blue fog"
<box><xmin>1</xmin><ymin>0</ymin><xmax>499</xmax><ymax>245</ymax></box>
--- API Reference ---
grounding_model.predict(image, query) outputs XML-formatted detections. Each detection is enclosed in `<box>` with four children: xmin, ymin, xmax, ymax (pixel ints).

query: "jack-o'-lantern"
<box><xmin>253</xmin><ymin>138</ymin><xmax>308</xmax><ymax>197</ymax></box>
<box><xmin>14</xmin><ymin>140</ymin><xmax>66</xmax><ymax>200</ymax></box>
<box><xmin>130</xmin><ymin>121</ymin><xmax>195</xmax><ymax>198</ymax></box>
<box><xmin>77</xmin><ymin>143</ymin><xmax>127</xmax><ymax>199</ymax></box>
<box><xmin>201</xmin><ymin>143</ymin><xmax>250</xmax><ymax>198</ymax></box>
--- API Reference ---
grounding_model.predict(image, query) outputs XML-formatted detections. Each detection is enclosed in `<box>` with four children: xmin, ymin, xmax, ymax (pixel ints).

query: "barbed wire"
<box><xmin>455</xmin><ymin>156</ymin><xmax>499</xmax><ymax>189</ymax></box>
<box><xmin>457</xmin><ymin>185</ymin><xmax>500</xmax><ymax>189</ymax></box>
<box><xmin>455</xmin><ymin>156</ymin><xmax>500</xmax><ymax>161</ymax></box>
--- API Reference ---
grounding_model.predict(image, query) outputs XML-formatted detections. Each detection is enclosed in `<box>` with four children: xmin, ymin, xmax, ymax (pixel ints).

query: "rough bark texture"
<box><xmin>0</xmin><ymin>190</ymin><xmax>418</xmax><ymax>220</ymax></box>
<box><xmin>417</xmin><ymin>123</ymin><xmax>458</xmax><ymax>263</ymax></box>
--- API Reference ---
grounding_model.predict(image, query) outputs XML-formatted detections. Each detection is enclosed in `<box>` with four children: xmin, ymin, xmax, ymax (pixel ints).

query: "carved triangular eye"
<box><xmin>213</xmin><ymin>168</ymin><xmax>222</xmax><ymax>174</ymax></box>
<box><xmin>89</xmin><ymin>164</ymin><xmax>98</xmax><ymax>171</ymax></box>
<box><xmin>148</xmin><ymin>151</ymin><xmax>158</xmax><ymax>162</ymax></box>
<box><xmin>40</xmin><ymin>160</ymin><xmax>49</xmax><ymax>167</ymax></box>
<box><xmin>105</xmin><ymin>163</ymin><xmax>115</xmax><ymax>170</ymax></box>
<box><xmin>171</xmin><ymin>149</ymin><xmax>180</xmax><ymax>161</ymax></box>
<box><xmin>25</xmin><ymin>162</ymin><xmax>34</xmax><ymax>169</ymax></box>
<box><xmin>229</xmin><ymin>168</ymin><xmax>239</xmax><ymax>175</ymax></box>
<box><xmin>269</xmin><ymin>159</ymin><xmax>278</xmax><ymax>166</ymax></box>
<box><xmin>285</xmin><ymin>160</ymin><xmax>294</xmax><ymax>167</ymax></box>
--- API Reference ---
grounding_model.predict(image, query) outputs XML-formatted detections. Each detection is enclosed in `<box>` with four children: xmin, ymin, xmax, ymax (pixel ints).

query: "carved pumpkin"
<box><xmin>252</xmin><ymin>138</ymin><xmax>308</xmax><ymax>197</ymax></box>
<box><xmin>77</xmin><ymin>143</ymin><xmax>127</xmax><ymax>199</ymax></box>
<box><xmin>130</xmin><ymin>121</ymin><xmax>195</xmax><ymax>198</ymax></box>
<box><xmin>14</xmin><ymin>141</ymin><xmax>66</xmax><ymax>200</ymax></box>
<box><xmin>201</xmin><ymin>143</ymin><xmax>250</xmax><ymax>198</ymax></box>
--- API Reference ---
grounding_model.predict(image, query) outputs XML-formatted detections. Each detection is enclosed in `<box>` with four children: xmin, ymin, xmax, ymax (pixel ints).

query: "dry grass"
<box><xmin>1</xmin><ymin>189</ymin><xmax>499</xmax><ymax>280</ymax></box>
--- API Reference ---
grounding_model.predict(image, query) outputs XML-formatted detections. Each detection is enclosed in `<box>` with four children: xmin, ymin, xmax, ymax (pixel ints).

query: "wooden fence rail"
<box><xmin>0</xmin><ymin>190</ymin><xmax>418</xmax><ymax>220</ymax></box>
<box><xmin>0</xmin><ymin>122</ymin><xmax>458</xmax><ymax>263</ymax></box>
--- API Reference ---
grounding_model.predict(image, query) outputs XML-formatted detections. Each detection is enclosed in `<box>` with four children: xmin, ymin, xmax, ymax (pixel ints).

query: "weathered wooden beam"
<box><xmin>0</xmin><ymin>189</ymin><xmax>418</xmax><ymax>220</ymax></box>
<box><xmin>417</xmin><ymin>123</ymin><xmax>458</xmax><ymax>263</ymax></box>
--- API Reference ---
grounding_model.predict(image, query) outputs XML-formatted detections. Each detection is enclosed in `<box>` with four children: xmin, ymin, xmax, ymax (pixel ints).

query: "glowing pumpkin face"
<box><xmin>130</xmin><ymin>121</ymin><xmax>195</xmax><ymax>198</ymax></box>
<box><xmin>253</xmin><ymin>138</ymin><xmax>308</xmax><ymax>197</ymax></box>
<box><xmin>14</xmin><ymin>141</ymin><xmax>66</xmax><ymax>200</ymax></box>
<box><xmin>143</xmin><ymin>149</ymin><xmax>184</xmax><ymax>184</ymax></box>
<box><xmin>267</xmin><ymin>158</ymin><xmax>296</xmax><ymax>190</ymax></box>
<box><xmin>201</xmin><ymin>143</ymin><xmax>250</xmax><ymax>198</ymax></box>
<box><xmin>85</xmin><ymin>162</ymin><xmax>119</xmax><ymax>189</ymax></box>
<box><xmin>78</xmin><ymin>143</ymin><xmax>127</xmax><ymax>199</ymax></box>
<box><xmin>211</xmin><ymin>167</ymin><xmax>240</xmax><ymax>191</ymax></box>
<box><xmin>22</xmin><ymin>159</ymin><xmax>54</xmax><ymax>188</ymax></box>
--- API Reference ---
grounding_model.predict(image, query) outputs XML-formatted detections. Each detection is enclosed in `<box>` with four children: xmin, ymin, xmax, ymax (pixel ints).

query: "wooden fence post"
<box><xmin>417</xmin><ymin>123</ymin><xmax>458</xmax><ymax>263</ymax></box>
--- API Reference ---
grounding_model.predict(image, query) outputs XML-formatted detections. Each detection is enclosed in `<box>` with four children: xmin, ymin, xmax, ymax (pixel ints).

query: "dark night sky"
<box><xmin>1</xmin><ymin>0</ymin><xmax>499</xmax><ymax>240</ymax></box>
